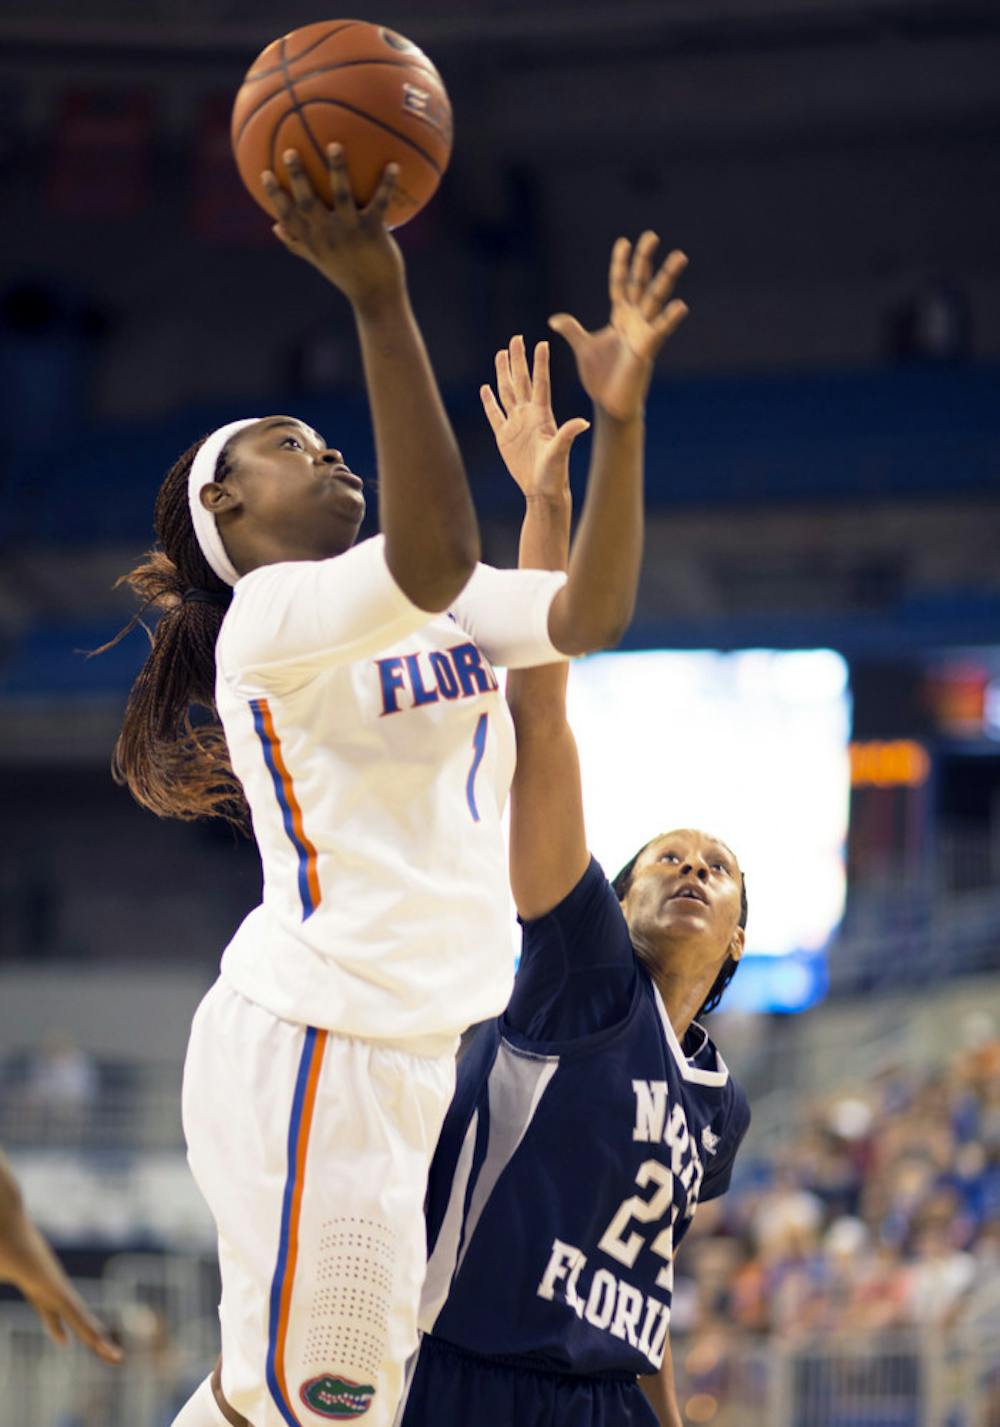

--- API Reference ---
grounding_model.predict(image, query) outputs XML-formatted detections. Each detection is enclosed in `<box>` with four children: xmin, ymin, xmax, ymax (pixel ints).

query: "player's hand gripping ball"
<box><xmin>231</xmin><ymin>19</ymin><xmax>453</xmax><ymax>230</ymax></box>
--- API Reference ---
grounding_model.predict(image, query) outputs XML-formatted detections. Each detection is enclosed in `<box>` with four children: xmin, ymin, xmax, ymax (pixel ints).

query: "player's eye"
<box><xmin>659</xmin><ymin>852</ymin><xmax>679</xmax><ymax>863</ymax></box>
<box><xmin>280</xmin><ymin>435</ymin><xmax>304</xmax><ymax>450</ymax></box>
<box><xmin>712</xmin><ymin>861</ymin><xmax>730</xmax><ymax>874</ymax></box>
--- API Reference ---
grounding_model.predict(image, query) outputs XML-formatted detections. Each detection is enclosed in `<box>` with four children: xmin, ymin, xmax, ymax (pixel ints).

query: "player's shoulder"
<box><xmin>228</xmin><ymin>534</ymin><xmax>386</xmax><ymax>604</ymax></box>
<box><xmin>724</xmin><ymin>1068</ymin><xmax>751</xmax><ymax>1135</ymax></box>
<box><xmin>685</xmin><ymin>1018</ymin><xmax>751</xmax><ymax>1136</ymax></box>
<box><xmin>644</xmin><ymin>984</ymin><xmax>745</xmax><ymax>1104</ymax></box>
<box><xmin>684</xmin><ymin>1018</ymin><xmax>729</xmax><ymax>1076</ymax></box>
<box><xmin>226</xmin><ymin>536</ymin><xmax>373</xmax><ymax>602</ymax></box>
<box><xmin>217</xmin><ymin>537</ymin><xmax>388</xmax><ymax>660</ymax></box>
<box><xmin>221</xmin><ymin>554</ymin><xmax>322</xmax><ymax>635</ymax></box>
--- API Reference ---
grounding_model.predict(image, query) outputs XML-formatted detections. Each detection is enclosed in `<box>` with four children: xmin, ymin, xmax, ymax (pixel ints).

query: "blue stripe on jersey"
<box><xmin>249</xmin><ymin>698</ymin><xmax>319</xmax><ymax>921</ymax></box>
<box><xmin>265</xmin><ymin>1026</ymin><xmax>322</xmax><ymax>1426</ymax></box>
<box><xmin>465</xmin><ymin>712</ymin><xmax>489</xmax><ymax>822</ymax></box>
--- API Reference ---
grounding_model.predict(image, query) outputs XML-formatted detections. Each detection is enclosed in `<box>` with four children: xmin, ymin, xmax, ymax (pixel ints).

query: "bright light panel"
<box><xmin>564</xmin><ymin>649</ymin><xmax>851</xmax><ymax>958</ymax></box>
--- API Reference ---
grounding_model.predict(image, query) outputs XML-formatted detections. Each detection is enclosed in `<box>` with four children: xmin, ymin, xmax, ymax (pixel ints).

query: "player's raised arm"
<box><xmin>544</xmin><ymin>234</ymin><xmax>688</xmax><ymax>654</ymax></box>
<box><xmin>482</xmin><ymin>336</ymin><xmax>591</xmax><ymax>919</ymax></box>
<box><xmin>262</xmin><ymin>143</ymin><xmax>479</xmax><ymax>611</ymax></box>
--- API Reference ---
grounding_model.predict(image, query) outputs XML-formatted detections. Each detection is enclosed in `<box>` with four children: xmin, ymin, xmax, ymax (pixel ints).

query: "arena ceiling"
<box><xmin>1</xmin><ymin>0</ymin><xmax>996</xmax><ymax>59</ymax></box>
<box><xmin>0</xmin><ymin>0</ymin><xmax>996</xmax><ymax>157</ymax></box>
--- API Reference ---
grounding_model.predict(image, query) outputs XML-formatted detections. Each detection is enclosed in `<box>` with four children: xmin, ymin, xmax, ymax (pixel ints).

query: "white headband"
<box><xmin>187</xmin><ymin>418</ymin><xmax>260</xmax><ymax>587</ymax></box>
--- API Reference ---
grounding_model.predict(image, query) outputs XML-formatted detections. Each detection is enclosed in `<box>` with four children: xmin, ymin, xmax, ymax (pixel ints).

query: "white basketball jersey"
<box><xmin>214</xmin><ymin>536</ymin><xmax>566</xmax><ymax>1043</ymax></box>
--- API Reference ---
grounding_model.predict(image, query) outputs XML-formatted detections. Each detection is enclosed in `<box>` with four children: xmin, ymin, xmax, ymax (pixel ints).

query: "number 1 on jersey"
<box><xmin>466</xmin><ymin>712</ymin><xmax>489</xmax><ymax>822</ymax></box>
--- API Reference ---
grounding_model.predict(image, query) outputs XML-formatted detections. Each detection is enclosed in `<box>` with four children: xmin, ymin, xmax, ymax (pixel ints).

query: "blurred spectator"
<box><xmin>904</xmin><ymin>1220</ymin><xmax>976</xmax><ymax>1327</ymax></box>
<box><xmin>24</xmin><ymin>1032</ymin><xmax>99</xmax><ymax>1139</ymax></box>
<box><xmin>886</xmin><ymin>272</ymin><xmax>972</xmax><ymax>364</ymax></box>
<box><xmin>678</xmin><ymin>1026</ymin><xmax>1000</xmax><ymax>1351</ymax></box>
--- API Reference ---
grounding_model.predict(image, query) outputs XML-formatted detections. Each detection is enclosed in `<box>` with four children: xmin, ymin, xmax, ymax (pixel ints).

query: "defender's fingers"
<box><xmin>510</xmin><ymin>334</ymin><xmax>532</xmax><ymax>403</ymax></box>
<box><xmin>608</xmin><ymin>237</ymin><xmax>631</xmax><ymax>307</ymax></box>
<box><xmin>531</xmin><ymin>340</ymin><xmax>551</xmax><ymax>408</ymax></box>
<box><xmin>281</xmin><ymin>149</ymin><xmax>317</xmax><ymax>210</ymax></box>
<box><xmin>324</xmin><ymin>143</ymin><xmax>358</xmax><ymax>216</ymax></box>
<box><xmin>650</xmin><ymin>298</ymin><xmax>689</xmax><ymax>343</ymax></box>
<box><xmin>548</xmin><ymin>312</ymin><xmax>589</xmax><ymax>356</ymax></box>
<box><xmin>628</xmin><ymin>230</ymin><xmax>659</xmax><ymax>305</ymax></box>
<box><xmin>480</xmin><ymin>383</ymin><xmax>506</xmax><ymax>437</ymax></box>
<box><xmin>363</xmin><ymin>162</ymin><xmax>399</xmax><ymax>222</ymax></box>
<box><xmin>640</xmin><ymin>250</ymin><xmax>689</xmax><ymax>320</ymax></box>
<box><xmin>495</xmin><ymin>348</ymin><xmax>517</xmax><ymax>410</ymax></box>
<box><xmin>551</xmin><ymin>416</ymin><xmax>590</xmax><ymax>458</ymax></box>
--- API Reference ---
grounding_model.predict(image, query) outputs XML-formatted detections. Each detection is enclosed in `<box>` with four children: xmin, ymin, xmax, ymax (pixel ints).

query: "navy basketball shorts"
<box><xmin>394</xmin><ymin>1333</ymin><xmax>658</xmax><ymax>1427</ymax></box>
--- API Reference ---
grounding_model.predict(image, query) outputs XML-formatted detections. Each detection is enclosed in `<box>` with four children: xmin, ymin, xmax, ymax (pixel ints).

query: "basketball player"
<box><xmin>0</xmin><ymin>1148</ymin><xmax>121</xmax><ymax>1363</ymax></box>
<box><xmin>109</xmin><ymin>142</ymin><xmax>688</xmax><ymax>1427</ymax></box>
<box><xmin>396</xmin><ymin>335</ymin><xmax>750</xmax><ymax>1427</ymax></box>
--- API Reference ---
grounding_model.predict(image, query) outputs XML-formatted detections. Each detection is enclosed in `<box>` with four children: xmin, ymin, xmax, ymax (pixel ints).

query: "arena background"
<box><xmin>1</xmin><ymin>1</ymin><xmax>999</xmax><ymax>1422</ymax></box>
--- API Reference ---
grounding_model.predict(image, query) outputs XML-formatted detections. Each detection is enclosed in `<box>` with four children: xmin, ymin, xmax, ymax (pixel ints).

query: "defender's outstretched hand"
<box><xmin>481</xmin><ymin>336</ymin><xmax>589</xmax><ymax>501</ymax></box>
<box><xmin>0</xmin><ymin>1153</ymin><xmax>122</xmax><ymax>1363</ymax></box>
<box><xmin>549</xmin><ymin>234</ymin><xmax>688</xmax><ymax>422</ymax></box>
<box><xmin>262</xmin><ymin>144</ymin><xmax>405</xmax><ymax>310</ymax></box>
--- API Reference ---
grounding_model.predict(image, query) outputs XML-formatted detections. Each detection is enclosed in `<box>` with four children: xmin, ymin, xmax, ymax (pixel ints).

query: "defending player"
<box><xmin>397</xmin><ymin>332</ymin><xmax>750</xmax><ymax>1427</ymax></box>
<box><xmin>109</xmin><ymin>144</ymin><xmax>688</xmax><ymax>1427</ymax></box>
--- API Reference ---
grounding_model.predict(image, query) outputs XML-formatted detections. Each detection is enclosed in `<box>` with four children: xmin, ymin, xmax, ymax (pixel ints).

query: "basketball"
<box><xmin>230</xmin><ymin>19</ymin><xmax>452</xmax><ymax>231</ymax></box>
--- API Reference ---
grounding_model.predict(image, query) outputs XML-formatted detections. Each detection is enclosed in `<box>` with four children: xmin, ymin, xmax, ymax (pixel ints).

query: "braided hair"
<box><xmin>102</xmin><ymin>436</ymin><xmax>249</xmax><ymax>828</ymax></box>
<box><xmin>611</xmin><ymin>836</ymin><xmax>748</xmax><ymax>1017</ymax></box>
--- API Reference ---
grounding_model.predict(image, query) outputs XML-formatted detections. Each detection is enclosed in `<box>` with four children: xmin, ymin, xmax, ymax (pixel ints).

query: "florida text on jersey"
<box><xmin>213</xmin><ymin>537</ymin><xmax>567</xmax><ymax>1043</ymax></box>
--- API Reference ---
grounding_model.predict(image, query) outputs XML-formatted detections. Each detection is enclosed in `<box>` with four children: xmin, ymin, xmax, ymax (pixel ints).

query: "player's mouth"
<box><xmin>327</xmin><ymin>466</ymin><xmax>364</xmax><ymax>490</ymax></box>
<box><xmin>669</xmin><ymin>885</ymin><xmax>709</xmax><ymax>907</ymax></box>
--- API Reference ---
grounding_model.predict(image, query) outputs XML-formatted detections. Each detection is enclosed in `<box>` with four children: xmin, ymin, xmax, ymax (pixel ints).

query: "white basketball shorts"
<box><xmin>181</xmin><ymin>979</ymin><xmax>456</xmax><ymax>1427</ymax></box>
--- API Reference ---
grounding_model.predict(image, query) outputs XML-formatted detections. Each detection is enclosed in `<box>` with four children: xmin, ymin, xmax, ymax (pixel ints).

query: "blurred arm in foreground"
<box><xmin>0</xmin><ymin>1147</ymin><xmax>122</xmax><ymax>1363</ymax></box>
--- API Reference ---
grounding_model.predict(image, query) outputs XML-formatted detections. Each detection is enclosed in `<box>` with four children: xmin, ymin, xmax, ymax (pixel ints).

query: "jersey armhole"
<box><xmin>499</xmin><ymin>962</ymin><xmax>644</xmax><ymax>1062</ymax></box>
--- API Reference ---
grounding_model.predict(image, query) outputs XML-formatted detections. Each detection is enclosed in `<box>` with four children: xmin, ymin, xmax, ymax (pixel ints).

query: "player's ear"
<box><xmin>727</xmin><ymin>926</ymin><xmax>745</xmax><ymax>963</ymax></box>
<box><xmin>200</xmin><ymin>481</ymin><xmax>242</xmax><ymax>515</ymax></box>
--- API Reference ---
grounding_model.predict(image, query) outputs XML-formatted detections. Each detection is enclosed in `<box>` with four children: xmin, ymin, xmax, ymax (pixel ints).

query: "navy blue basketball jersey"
<box><xmin>417</xmin><ymin>857</ymin><xmax>750</xmax><ymax>1377</ymax></box>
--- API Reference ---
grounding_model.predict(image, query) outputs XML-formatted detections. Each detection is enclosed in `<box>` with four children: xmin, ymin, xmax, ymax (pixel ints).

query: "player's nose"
<box><xmin>681</xmin><ymin>861</ymin><xmax>709</xmax><ymax>880</ymax></box>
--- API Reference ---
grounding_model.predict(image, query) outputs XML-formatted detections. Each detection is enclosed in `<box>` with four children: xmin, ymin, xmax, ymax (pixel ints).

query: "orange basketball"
<box><xmin>231</xmin><ymin>20</ymin><xmax>453</xmax><ymax>230</ymax></box>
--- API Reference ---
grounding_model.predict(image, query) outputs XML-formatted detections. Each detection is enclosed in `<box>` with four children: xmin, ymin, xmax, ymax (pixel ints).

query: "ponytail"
<box><xmin>102</xmin><ymin>438</ymin><xmax>249</xmax><ymax>828</ymax></box>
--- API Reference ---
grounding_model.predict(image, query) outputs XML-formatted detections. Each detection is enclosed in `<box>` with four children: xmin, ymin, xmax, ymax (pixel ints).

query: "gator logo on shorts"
<box><xmin>299</xmin><ymin>1375</ymin><xmax>376</xmax><ymax>1419</ymax></box>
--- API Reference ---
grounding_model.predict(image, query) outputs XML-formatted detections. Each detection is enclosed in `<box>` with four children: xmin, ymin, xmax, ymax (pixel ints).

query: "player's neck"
<box><xmin>219</xmin><ymin>517</ymin><xmax>359</xmax><ymax>577</ymax></box>
<box><xmin>651</xmin><ymin>965</ymin><xmax>715</xmax><ymax>1044</ymax></box>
